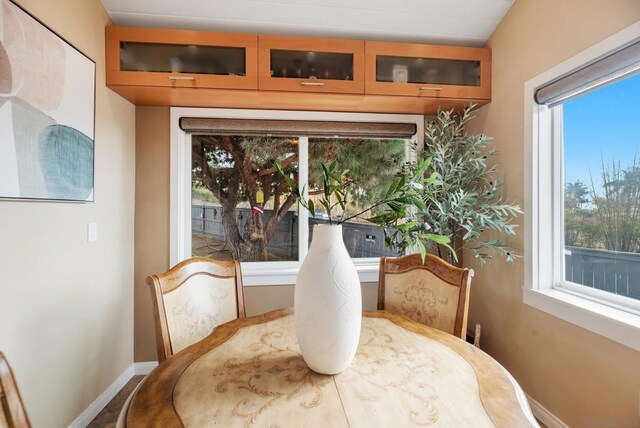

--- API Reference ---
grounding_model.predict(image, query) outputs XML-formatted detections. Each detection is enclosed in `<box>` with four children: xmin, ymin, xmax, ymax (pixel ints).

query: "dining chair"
<box><xmin>147</xmin><ymin>257</ymin><xmax>246</xmax><ymax>362</ymax></box>
<box><xmin>378</xmin><ymin>253</ymin><xmax>475</xmax><ymax>342</ymax></box>
<box><xmin>0</xmin><ymin>352</ymin><xmax>31</xmax><ymax>428</ymax></box>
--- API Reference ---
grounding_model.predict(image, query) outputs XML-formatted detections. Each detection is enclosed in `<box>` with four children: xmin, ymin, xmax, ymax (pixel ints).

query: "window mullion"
<box><xmin>537</xmin><ymin>105</ymin><xmax>554</xmax><ymax>290</ymax></box>
<box><xmin>179</xmin><ymin>132</ymin><xmax>192</xmax><ymax>264</ymax></box>
<box><xmin>298</xmin><ymin>136</ymin><xmax>309</xmax><ymax>262</ymax></box>
<box><xmin>552</xmin><ymin>106</ymin><xmax>565</xmax><ymax>289</ymax></box>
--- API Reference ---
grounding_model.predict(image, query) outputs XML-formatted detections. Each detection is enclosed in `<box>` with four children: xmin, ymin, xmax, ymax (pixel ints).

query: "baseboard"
<box><xmin>68</xmin><ymin>361</ymin><xmax>159</xmax><ymax>427</ymax></box>
<box><xmin>68</xmin><ymin>364</ymin><xmax>134</xmax><ymax>428</ymax></box>
<box><xmin>527</xmin><ymin>394</ymin><xmax>569</xmax><ymax>428</ymax></box>
<box><xmin>133</xmin><ymin>361</ymin><xmax>158</xmax><ymax>375</ymax></box>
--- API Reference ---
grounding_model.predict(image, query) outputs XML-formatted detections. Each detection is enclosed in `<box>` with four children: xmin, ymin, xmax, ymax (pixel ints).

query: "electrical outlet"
<box><xmin>88</xmin><ymin>222</ymin><xmax>98</xmax><ymax>242</ymax></box>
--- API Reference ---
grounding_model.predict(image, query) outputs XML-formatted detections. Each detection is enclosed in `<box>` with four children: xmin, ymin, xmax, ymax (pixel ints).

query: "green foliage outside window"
<box><xmin>566</xmin><ymin>157</ymin><xmax>640</xmax><ymax>253</ymax></box>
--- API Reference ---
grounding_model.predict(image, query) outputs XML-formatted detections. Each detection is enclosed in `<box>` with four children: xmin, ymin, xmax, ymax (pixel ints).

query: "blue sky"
<box><xmin>563</xmin><ymin>73</ymin><xmax>640</xmax><ymax>188</ymax></box>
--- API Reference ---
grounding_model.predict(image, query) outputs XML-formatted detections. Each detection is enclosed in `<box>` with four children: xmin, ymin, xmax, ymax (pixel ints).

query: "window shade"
<box><xmin>535</xmin><ymin>40</ymin><xmax>640</xmax><ymax>106</ymax></box>
<box><xmin>179</xmin><ymin>118</ymin><xmax>417</xmax><ymax>139</ymax></box>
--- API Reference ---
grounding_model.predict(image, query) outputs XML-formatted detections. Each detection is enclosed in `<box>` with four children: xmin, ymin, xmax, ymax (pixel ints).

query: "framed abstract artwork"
<box><xmin>0</xmin><ymin>0</ymin><xmax>96</xmax><ymax>202</ymax></box>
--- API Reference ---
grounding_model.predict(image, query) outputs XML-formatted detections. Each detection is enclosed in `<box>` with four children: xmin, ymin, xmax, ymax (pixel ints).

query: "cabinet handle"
<box><xmin>419</xmin><ymin>86</ymin><xmax>442</xmax><ymax>92</ymax></box>
<box><xmin>300</xmin><ymin>81</ymin><xmax>326</xmax><ymax>87</ymax></box>
<box><xmin>169</xmin><ymin>76</ymin><xmax>195</xmax><ymax>81</ymax></box>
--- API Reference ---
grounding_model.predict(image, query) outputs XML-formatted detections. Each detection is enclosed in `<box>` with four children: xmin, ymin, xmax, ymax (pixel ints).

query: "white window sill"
<box><xmin>523</xmin><ymin>287</ymin><xmax>640</xmax><ymax>352</ymax></box>
<box><xmin>241</xmin><ymin>260</ymin><xmax>379</xmax><ymax>286</ymax></box>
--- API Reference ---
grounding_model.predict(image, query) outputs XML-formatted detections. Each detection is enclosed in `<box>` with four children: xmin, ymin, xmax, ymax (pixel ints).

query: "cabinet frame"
<box><xmin>365</xmin><ymin>41</ymin><xmax>491</xmax><ymax>100</ymax></box>
<box><xmin>106</xmin><ymin>26</ymin><xmax>258</xmax><ymax>90</ymax></box>
<box><xmin>258</xmin><ymin>35</ymin><xmax>365</xmax><ymax>94</ymax></box>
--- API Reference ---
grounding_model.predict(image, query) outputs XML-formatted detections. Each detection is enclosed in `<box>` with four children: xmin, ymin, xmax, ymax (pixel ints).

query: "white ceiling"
<box><xmin>101</xmin><ymin>0</ymin><xmax>515</xmax><ymax>47</ymax></box>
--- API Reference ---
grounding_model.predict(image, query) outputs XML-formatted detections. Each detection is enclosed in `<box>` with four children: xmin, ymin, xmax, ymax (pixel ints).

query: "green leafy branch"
<box><xmin>275</xmin><ymin>157</ymin><xmax>455</xmax><ymax>262</ymax></box>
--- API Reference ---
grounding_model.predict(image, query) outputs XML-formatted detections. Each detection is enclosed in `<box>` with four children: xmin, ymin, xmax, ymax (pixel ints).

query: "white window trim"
<box><xmin>170</xmin><ymin>107</ymin><xmax>424</xmax><ymax>286</ymax></box>
<box><xmin>524</xmin><ymin>22</ymin><xmax>640</xmax><ymax>352</ymax></box>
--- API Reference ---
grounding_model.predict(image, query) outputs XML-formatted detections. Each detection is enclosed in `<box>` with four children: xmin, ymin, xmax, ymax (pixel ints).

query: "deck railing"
<box><xmin>565</xmin><ymin>246</ymin><xmax>640</xmax><ymax>300</ymax></box>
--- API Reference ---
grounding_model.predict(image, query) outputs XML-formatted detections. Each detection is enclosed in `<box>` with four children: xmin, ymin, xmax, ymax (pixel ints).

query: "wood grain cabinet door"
<box><xmin>365</xmin><ymin>41</ymin><xmax>491</xmax><ymax>100</ymax></box>
<box><xmin>258</xmin><ymin>35</ymin><xmax>365</xmax><ymax>94</ymax></box>
<box><xmin>106</xmin><ymin>27</ymin><xmax>258</xmax><ymax>90</ymax></box>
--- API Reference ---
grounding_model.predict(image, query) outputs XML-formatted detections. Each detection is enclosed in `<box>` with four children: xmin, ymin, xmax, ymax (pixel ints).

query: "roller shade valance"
<box><xmin>179</xmin><ymin>118</ymin><xmax>417</xmax><ymax>139</ymax></box>
<box><xmin>535</xmin><ymin>40</ymin><xmax>640</xmax><ymax>106</ymax></box>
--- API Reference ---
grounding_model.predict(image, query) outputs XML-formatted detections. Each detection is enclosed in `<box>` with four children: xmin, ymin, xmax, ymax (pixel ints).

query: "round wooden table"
<box><xmin>126</xmin><ymin>309</ymin><xmax>537</xmax><ymax>427</ymax></box>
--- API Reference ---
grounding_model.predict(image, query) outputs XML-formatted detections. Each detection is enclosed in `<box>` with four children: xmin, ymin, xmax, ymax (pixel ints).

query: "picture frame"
<box><xmin>0</xmin><ymin>0</ymin><xmax>96</xmax><ymax>202</ymax></box>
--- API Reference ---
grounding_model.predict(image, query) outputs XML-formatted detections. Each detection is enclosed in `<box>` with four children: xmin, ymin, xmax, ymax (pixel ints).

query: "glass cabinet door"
<box><xmin>375</xmin><ymin>56</ymin><xmax>480</xmax><ymax>86</ymax></box>
<box><xmin>259</xmin><ymin>36</ymin><xmax>365</xmax><ymax>94</ymax></box>
<box><xmin>365</xmin><ymin>42</ymin><xmax>491</xmax><ymax>99</ymax></box>
<box><xmin>270</xmin><ymin>50</ymin><xmax>354</xmax><ymax>81</ymax></box>
<box><xmin>120</xmin><ymin>42</ymin><xmax>247</xmax><ymax>76</ymax></box>
<box><xmin>106</xmin><ymin>27</ymin><xmax>258</xmax><ymax>90</ymax></box>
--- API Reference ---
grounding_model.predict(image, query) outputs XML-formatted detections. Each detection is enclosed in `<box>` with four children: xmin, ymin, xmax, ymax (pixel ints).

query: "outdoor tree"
<box><xmin>192</xmin><ymin>135</ymin><xmax>299</xmax><ymax>261</ymax></box>
<box><xmin>563</xmin><ymin>156</ymin><xmax>640</xmax><ymax>253</ymax></box>
<box><xmin>588</xmin><ymin>157</ymin><xmax>640</xmax><ymax>252</ymax></box>
<box><xmin>564</xmin><ymin>180</ymin><xmax>599</xmax><ymax>248</ymax></box>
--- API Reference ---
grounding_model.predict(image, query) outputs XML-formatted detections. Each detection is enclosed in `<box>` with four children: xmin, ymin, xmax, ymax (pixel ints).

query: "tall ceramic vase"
<box><xmin>295</xmin><ymin>224</ymin><xmax>362</xmax><ymax>375</ymax></box>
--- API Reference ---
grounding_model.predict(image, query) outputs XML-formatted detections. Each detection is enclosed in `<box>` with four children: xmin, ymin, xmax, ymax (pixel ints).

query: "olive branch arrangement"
<box><xmin>416</xmin><ymin>105</ymin><xmax>522</xmax><ymax>262</ymax></box>
<box><xmin>275</xmin><ymin>157</ymin><xmax>454</xmax><ymax>261</ymax></box>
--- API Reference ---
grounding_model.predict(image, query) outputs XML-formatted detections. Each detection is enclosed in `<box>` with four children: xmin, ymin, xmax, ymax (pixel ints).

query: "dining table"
<box><xmin>123</xmin><ymin>308</ymin><xmax>538</xmax><ymax>427</ymax></box>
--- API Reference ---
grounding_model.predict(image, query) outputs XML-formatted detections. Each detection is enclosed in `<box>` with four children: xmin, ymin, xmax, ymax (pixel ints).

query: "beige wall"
<box><xmin>0</xmin><ymin>0</ymin><xmax>135</xmax><ymax>426</ymax></box>
<box><xmin>465</xmin><ymin>0</ymin><xmax>640</xmax><ymax>426</ymax></box>
<box><xmin>134</xmin><ymin>107</ymin><xmax>170</xmax><ymax>362</ymax></box>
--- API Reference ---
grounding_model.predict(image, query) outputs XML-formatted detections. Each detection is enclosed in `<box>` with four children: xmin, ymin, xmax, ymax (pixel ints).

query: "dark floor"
<box><xmin>88</xmin><ymin>375</ymin><xmax>144</xmax><ymax>428</ymax></box>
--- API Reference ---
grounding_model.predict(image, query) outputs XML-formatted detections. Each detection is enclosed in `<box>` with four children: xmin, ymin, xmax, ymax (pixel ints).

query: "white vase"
<box><xmin>295</xmin><ymin>224</ymin><xmax>362</xmax><ymax>375</ymax></box>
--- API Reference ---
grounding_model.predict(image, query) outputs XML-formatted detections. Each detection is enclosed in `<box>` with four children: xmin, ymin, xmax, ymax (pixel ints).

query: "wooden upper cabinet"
<box><xmin>258</xmin><ymin>36</ymin><xmax>365</xmax><ymax>94</ymax></box>
<box><xmin>106</xmin><ymin>27</ymin><xmax>258</xmax><ymax>90</ymax></box>
<box><xmin>365</xmin><ymin>41</ymin><xmax>491</xmax><ymax>100</ymax></box>
<box><xmin>105</xmin><ymin>27</ymin><xmax>492</xmax><ymax>112</ymax></box>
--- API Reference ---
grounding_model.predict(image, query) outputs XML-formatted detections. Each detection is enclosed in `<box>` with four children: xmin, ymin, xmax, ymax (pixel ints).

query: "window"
<box><xmin>525</xmin><ymin>22</ymin><xmax>640</xmax><ymax>351</ymax></box>
<box><xmin>172</xmin><ymin>109</ymin><xmax>423</xmax><ymax>285</ymax></box>
<box><xmin>191</xmin><ymin>135</ymin><xmax>300</xmax><ymax>262</ymax></box>
<box><xmin>561</xmin><ymin>75</ymin><xmax>640</xmax><ymax>304</ymax></box>
<box><xmin>190</xmin><ymin>135</ymin><xmax>404</xmax><ymax>262</ymax></box>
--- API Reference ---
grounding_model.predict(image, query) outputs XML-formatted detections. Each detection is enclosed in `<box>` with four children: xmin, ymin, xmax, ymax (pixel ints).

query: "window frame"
<box><xmin>524</xmin><ymin>22</ymin><xmax>640</xmax><ymax>352</ymax></box>
<box><xmin>170</xmin><ymin>107</ymin><xmax>423</xmax><ymax>286</ymax></box>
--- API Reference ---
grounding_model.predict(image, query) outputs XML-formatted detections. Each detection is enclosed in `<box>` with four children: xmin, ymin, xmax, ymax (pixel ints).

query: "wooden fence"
<box><xmin>192</xmin><ymin>204</ymin><xmax>400</xmax><ymax>259</ymax></box>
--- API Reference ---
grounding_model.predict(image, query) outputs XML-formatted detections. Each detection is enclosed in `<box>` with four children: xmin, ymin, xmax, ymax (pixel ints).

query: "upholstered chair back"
<box><xmin>378</xmin><ymin>254</ymin><xmax>474</xmax><ymax>339</ymax></box>
<box><xmin>0</xmin><ymin>352</ymin><xmax>30</xmax><ymax>428</ymax></box>
<box><xmin>147</xmin><ymin>257</ymin><xmax>245</xmax><ymax>362</ymax></box>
